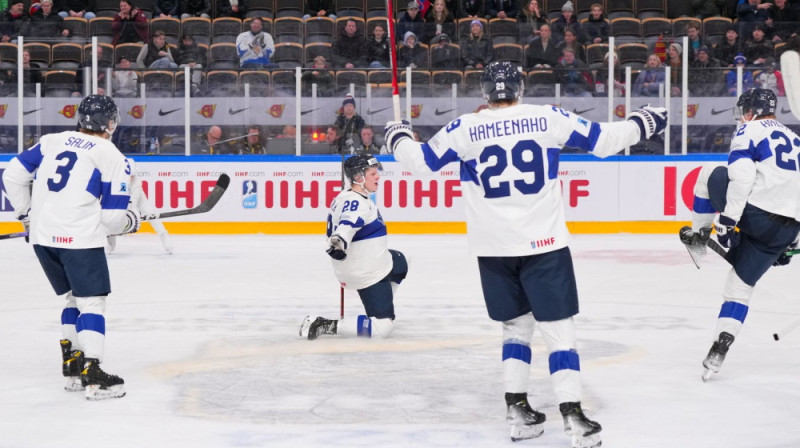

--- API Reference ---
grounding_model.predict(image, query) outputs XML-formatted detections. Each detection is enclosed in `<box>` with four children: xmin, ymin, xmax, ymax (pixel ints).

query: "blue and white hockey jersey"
<box><xmin>394</xmin><ymin>103</ymin><xmax>643</xmax><ymax>257</ymax></box>
<box><xmin>725</xmin><ymin>119</ymin><xmax>800</xmax><ymax>222</ymax></box>
<box><xmin>2</xmin><ymin>131</ymin><xmax>132</xmax><ymax>248</ymax></box>
<box><xmin>327</xmin><ymin>189</ymin><xmax>392</xmax><ymax>290</ymax></box>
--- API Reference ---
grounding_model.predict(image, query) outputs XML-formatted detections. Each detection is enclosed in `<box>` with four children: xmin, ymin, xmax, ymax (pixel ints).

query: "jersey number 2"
<box><xmin>479</xmin><ymin>140</ymin><xmax>546</xmax><ymax>198</ymax></box>
<box><xmin>47</xmin><ymin>151</ymin><xmax>78</xmax><ymax>192</ymax></box>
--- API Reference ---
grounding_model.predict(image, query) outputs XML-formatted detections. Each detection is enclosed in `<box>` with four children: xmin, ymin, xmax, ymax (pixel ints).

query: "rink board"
<box><xmin>0</xmin><ymin>154</ymin><xmax>725</xmax><ymax>234</ymax></box>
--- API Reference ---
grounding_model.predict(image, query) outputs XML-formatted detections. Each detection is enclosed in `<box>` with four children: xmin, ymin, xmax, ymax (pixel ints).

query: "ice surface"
<box><xmin>2</xmin><ymin>234</ymin><xmax>799</xmax><ymax>447</ymax></box>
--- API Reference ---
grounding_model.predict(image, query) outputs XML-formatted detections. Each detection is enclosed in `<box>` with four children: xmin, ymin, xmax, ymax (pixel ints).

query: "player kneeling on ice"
<box><xmin>300</xmin><ymin>154</ymin><xmax>408</xmax><ymax>340</ymax></box>
<box><xmin>384</xmin><ymin>61</ymin><xmax>667</xmax><ymax>447</ymax></box>
<box><xmin>2</xmin><ymin>94</ymin><xmax>138</xmax><ymax>400</ymax></box>
<box><xmin>107</xmin><ymin>158</ymin><xmax>174</xmax><ymax>254</ymax></box>
<box><xmin>679</xmin><ymin>88</ymin><xmax>800</xmax><ymax>382</ymax></box>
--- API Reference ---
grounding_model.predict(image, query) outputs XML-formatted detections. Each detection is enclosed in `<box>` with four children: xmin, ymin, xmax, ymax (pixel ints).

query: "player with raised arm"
<box><xmin>2</xmin><ymin>94</ymin><xmax>140</xmax><ymax>400</ymax></box>
<box><xmin>384</xmin><ymin>61</ymin><xmax>667</xmax><ymax>447</ymax></box>
<box><xmin>679</xmin><ymin>88</ymin><xmax>800</xmax><ymax>381</ymax></box>
<box><xmin>300</xmin><ymin>154</ymin><xmax>408</xmax><ymax>340</ymax></box>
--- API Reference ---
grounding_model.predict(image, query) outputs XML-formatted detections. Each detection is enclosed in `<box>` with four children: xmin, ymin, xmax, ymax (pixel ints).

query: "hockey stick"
<box><xmin>0</xmin><ymin>231</ymin><xmax>28</xmax><ymax>241</ymax></box>
<box><xmin>780</xmin><ymin>50</ymin><xmax>800</xmax><ymax>121</ymax></box>
<box><xmin>773</xmin><ymin>317</ymin><xmax>800</xmax><ymax>341</ymax></box>
<box><xmin>386</xmin><ymin>0</ymin><xmax>402</xmax><ymax>121</ymax></box>
<box><xmin>141</xmin><ymin>173</ymin><xmax>230</xmax><ymax>221</ymax></box>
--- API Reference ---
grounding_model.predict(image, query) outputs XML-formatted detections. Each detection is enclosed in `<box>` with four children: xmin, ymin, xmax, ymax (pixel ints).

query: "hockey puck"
<box><xmin>774</xmin><ymin>333</ymin><xmax>780</xmax><ymax>341</ymax></box>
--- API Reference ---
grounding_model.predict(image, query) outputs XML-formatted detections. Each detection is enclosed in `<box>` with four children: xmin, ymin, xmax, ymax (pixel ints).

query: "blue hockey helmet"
<box><xmin>736</xmin><ymin>88</ymin><xmax>777</xmax><ymax>119</ymax></box>
<box><xmin>481</xmin><ymin>61</ymin><xmax>524</xmax><ymax>103</ymax></box>
<box><xmin>344</xmin><ymin>154</ymin><xmax>382</xmax><ymax>183</ymax></box>
<box><xmin>78</xmin><ymin>94</ymin><xmax>120</xmax><ymax>134</ymax></box>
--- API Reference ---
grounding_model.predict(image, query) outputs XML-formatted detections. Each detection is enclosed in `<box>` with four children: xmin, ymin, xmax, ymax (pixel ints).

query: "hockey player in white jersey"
<box><xmin>2</xmin><ymin>94</ymin><xmax>140</xmax><ymax>400</ymax></box>
<box><xmin>384</xmin><ymin>61</ymin><xmax>667</xmax><ymax>447</ymax></box>
<box><xmin>680</xmin><ymin>88</ymin><xmax>800</xmax><ymax>381</ymax></box>
<box><xmin>107</xmin><ymin>158</ymin><xmax>173</xmax><ymax>254</ymax></box>
<box><xmin>300</xmin><ymin>154</ymin><xmax>408</xmax><ymax>340</ymax></box>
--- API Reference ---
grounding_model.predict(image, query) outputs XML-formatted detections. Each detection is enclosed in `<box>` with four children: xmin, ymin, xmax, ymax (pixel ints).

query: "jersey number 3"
<box><xmin>47</xmin><ymin>151</ymin><xmax>78</xmax><ymax>192</ymax></box>
<box><xmin>479</xmin><ymin>140</ymin><xmax>547</xmax><ymax>198</ymax></box>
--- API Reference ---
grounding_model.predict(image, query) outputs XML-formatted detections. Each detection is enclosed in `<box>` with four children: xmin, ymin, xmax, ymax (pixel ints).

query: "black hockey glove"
<box><xmin>774</xmin><ymin>241</ymin><xmax>798</xmax><ymax>266</ymax></box>
<box><xmin>326</xmin><ymin>234</ymin><xmax>347</xmax><ymax>260</ymax></box>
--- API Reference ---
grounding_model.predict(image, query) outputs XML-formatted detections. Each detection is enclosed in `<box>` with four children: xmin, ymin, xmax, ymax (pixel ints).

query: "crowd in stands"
<box><xmin>0</xmin><ymin>0</ymin><xmax>797</xmax><ymax>99</ymax></box>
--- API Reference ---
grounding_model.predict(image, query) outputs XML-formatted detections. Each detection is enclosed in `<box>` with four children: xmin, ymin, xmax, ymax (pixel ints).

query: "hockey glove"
<box><xmin>17</xmin><ymin>213</ymin><xmax>30</xmax><ymax>243</ymax></box>
<box><xmin>627</xmin><ymin>105</ymin><xmax>668</xmax><ymax>140</ymax></box>
<box><xmin>384</xmin><ymin>120</ymin><xmax>414</xmax><ymax>153</ymax></box>
<box><xmin>122</xmin><ymin>209</ymin><xmax>141</xmax><ymax>234</ymax></box>
<box><xmin>713</xmin><ymin>214</ymin><xmax>740</xmax><ymax>249</ymax></box>
<box><xmin>326</xmin><ymin>234</ymin><xmax>347</xmax><ymax>260</ymax></box>
<box><xmin>773</xmin><ymin>241</ymin><xmax>798</xmax><ymax>266</ymax></box>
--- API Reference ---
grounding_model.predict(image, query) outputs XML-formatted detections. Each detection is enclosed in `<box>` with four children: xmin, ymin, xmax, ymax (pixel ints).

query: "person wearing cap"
<box><xmin>176</xmin><ymin>34</ymin><xmax>205</xmax><ymax>95</ymax></box>
<box><xmin>713</xmin><ymin>24</ymin><xmax>741</xmax><ymax>67</ymax></box>
<box><xmin>23</xmin><ymin>0</ymin><xmax>70</xmax><ymax>38</ymax></box>
<box><xmin>332</xmin><ymin>17</ymin><xmax>368</xmax><ymax>68</ymax></box>
<box><xmin>460</xmin><ymin>18</ymin><xmax>493</xmax><ymax>69</ymax></box>
<box><xmin>689</xmin><ymin>45</ymin><xmax>725</xmax><ymax>97</ymax></box>
<box><xmin>744</xmin><ymin>23</ymin><xmax>774</xmax><ymax>66</ymax></box>
<box><xmin>666</xmin><ymin>42</ymin><xmax>683</xmax><ymax>96</ymax></box>
<box><xmin>457</xmin><ymin>0</ymin><xmax>484</xmax><ymax>19</ymax></box>
<box><xmin>552</xmin><ymin>0</ymin><xmax>584</xmax><ymax>44</ymax></box>
<box><xmin>398</xmin><ymin>31</ymin><xmax>429</xmax><ymax>69</ymax></box>
<box><xmin>485</xmin><ymin>0</ymin><xmax>517</xmax><ymax>19</ymax></box>
<box><xmin>397</xmin><ymin>1</ymin><xmax>424</xmax><ymax>44</ymax></box>
<box><xmin>334</xmin><ymin>95</ymin><xmax>366</xmax><ymax>154</ymax></box>
<box><xmin>423</xmin><ymin>0</ymin><xmax>455</xmax><ymax>44</ymax></box>
<box><xmin>367</xmin><ymin>22</ymin><xmax>391</xmax><ymax>69</ymax></box>
<box><xmin>524</xmin><ymin>23</ymin><xmax>559</xmax><ymax>69</ymax></box>
<box><xmin>431</xmin><ymin>33</ymin><xmax>459</xmax><ymax>69</ymax></box>
<box><xmin>726</xmin><ymin>53</ymin><xmax>754</xmax><ymax>96</ymax></box>
<box><xmin>0</xmin><ymin>0</ymin><xmax>27</xmax><ymax>42</ymax></box>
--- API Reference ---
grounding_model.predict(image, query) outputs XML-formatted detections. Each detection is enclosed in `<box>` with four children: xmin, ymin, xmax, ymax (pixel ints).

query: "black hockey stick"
<box><xmin>0</xmin><ymin>231</ymin><xmax>28</xmax><ymax>241</ymax></box>
<box><xmin>142</xmin><ymin>173</ymin><xmax>230</xmax><ymax>221</ymax></box>
<box><xmin>706</xmin><ymin>238</ymin><xmax>799</xmax><ymax>264</ymax></box>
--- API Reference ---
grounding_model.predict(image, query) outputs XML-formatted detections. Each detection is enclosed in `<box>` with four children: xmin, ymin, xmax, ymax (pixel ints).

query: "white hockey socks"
<box><xmin>540</xmin><ymin>318</ymin><xmax>582</xmax><ymax>404</ymax></box>
<box><xmin>502</xmin><ymin>314</ymin><xmax>535</xmax><ymax>393</ymax></box>
<box><xmin>714</xmin><ymin>269</ymin><xmax>754</xmax><ymax>338</ymax></box>
<box><xmin>61</xmin><ymin>292</ymin><xmax>80</xmax><ymax>346</ymax></box>
<box><xmin>354</xmin><ymin>315</ymin><xmax>394</xmax><ymax>338</ymax></box>
<box><xmin>75</xmin><ymin>296</ymin><xmax>107</xmax><ymax>362</ymax></box>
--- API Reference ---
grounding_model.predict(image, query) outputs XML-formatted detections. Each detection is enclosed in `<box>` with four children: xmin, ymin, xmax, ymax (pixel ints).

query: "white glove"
<box><xmin>122</xmin><ymin>209</ymin><xmax>140</xmax><ymax>234</ymax></box>
<box><xmin>627</xmin><ymin>105</ymin><xmax>668</xmax><ymax>140</ymax></box>
<box><xmin>384</xmin><ymin>120</ymin><xmax>414</xmax><ymax>153</ymax></box>
<box><xmin>326</xmin><ymin>234</ymin><xmax>347</xmax><ymax>260</ymax></box>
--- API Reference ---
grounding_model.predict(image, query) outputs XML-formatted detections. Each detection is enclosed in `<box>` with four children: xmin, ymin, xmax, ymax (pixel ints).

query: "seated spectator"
<box><xmin>367</xmin><ymin>23</ymin><xmax>390</xmax><ymax>69</ymax></box>
<box><xmin>423</xmin><ymin>0</ymin><xmax>455</xmax><ymax>44</ymax></box>
<box><xmin>23</xmin><ymin>0</ymin><xmax>70</xmax><ymax>39</ymax></box>
<box><xmin>713</xmin><ymin>24</ymin><xmax>740</xmax><ymax>67</ymax></box>
<box><xmin>0</xmin><ymin>56</ymin><xmax>14</xmax><ymax>96</ymax></box>
<box><xmin>56</xmin><ymin>0</ymin><xmax>96</xmax><ymax>19</ymax></box>
<box><xmin>737</xmin><ymin>0</ymin><xmax>770</xmax><ymax>38</ymax></box>
<box><xmin>555</xmin><ymin>47</ymin><xmax>592</xmax><ymax>97</ymax></box>
<box><xmin>430</xmin><ymin>33</ymin><xmax>459</xmax><ymax>69</ymax></box>
<box><xmin>460</xmin><ymin>19</ymin><xmax>492</xmax><ymax>69</ymax></box>
<box><xmin>176</xmin><ymin>34</ymin><xmax>205</xmax><ymax>95</ymax></box>
<box><xmin>397</xmin><ymin>1</ymin><xmax>424</xmax><ymax>44</ymax></box>
<box><xmin>301</xmin><ymin>55</ymin><xmax>334</xmax><ymax>96</ymax></box>
<box><xmin>458</xmin><ymin>0</ymin><xmax>484</xmax><ymax>18</ymax></box>
<box><xmin>593</xmin><ymin>51</ymin><xmax>624</xmax><ymax>97</ymax></box>
<box><xmin>334</xmin><ymin>95</ymin><xmax>365</xmax><ymax>152</ymax></box>
<box><xmin>276</xmin><ymin>124</ymin><xmax>295</xmax><ymax>138</ymax></box>
<box><xmin>240</xmin><ymin>125</ymin><xmax>265</xmax><ymax>154</ymax></box>
<box><xmin>354</xmin><ymin>126</ymin><xmax>386</xmax><ymax>155</ymax></box>
<box><xmin>552</xmin><ymin>1</ymin><xmax>583</xmax><ymax>44</ymax></box>
<box><xmin>557</xmin><ymin>28</ymin><xmax>585</xmax><ymax>63</ymax></box>
<box><xmin>196</xmin><ymin>125</ymin><xmax>224</xmax><ymax>154</ymax></box>
<box><xmin>726</xmin><ymin>53</ymin><xmax>754</xmax><ymax>96</ymax></box>
<box><xmin>755</xmin><ymin>62</ymin><xmax>784</xmax><ymax>96</ymax></box>
<box><xmin>137</xmin><ymin>31</ymin><xmax>178</xmax><ymax>69</ymax></box>
<box><xmin>743</xmin><ymin>23</ymin><xmax>774</xmax><ymax>66</ymax></box>
<box><xmin>304</xmin><ymin>0</ymin><xmax>335</xmax><ymax>20</ymax></box>
<box><xmin>325</xmin><ymin>124</ymin><xmax>343</xmax><ymax>154</ymax></box>
<box><xmin>524</xmin><ymin>23</ymin><xmax>559</xmax><ymax>69</ymax></box>
<box><xmin>180</xmin><ymin>0</ymin><xmax>211</xmax><ymax>19</ymax></box>
<box><xmin>397</xmin><ymin>31</ymin><xmax>429</xmax><ymax>69</ymax></box>
<box><xmin>112</xmin><ymin>55</ymin><xmax>138</xmax><ymax>97</ymax></box>
<box><xmin>0</xmin><ymin>51</ymin><xmax>44</xmax><ymax>96</ymax></box>
<box><xmin>768</xmin><ymin>0</ymin><xmax>797</xmax><ymax>43</ymax></box>
<box><xmin>633</xmin><ymin>53</ymin><xmax>666</xmax><ymax>97</ymax></box>
<box><xmin>686</xmin><ymin>23</ymin><xmax>704</xmax><ymax>61</ymax></box>
<box><xmin>484</xmin><ymin>0</ymin><xmax>516</xmax><ymax>19</ymax></box>
<box><xmin>691</xmin><ymin>0</ymin><xmax>724</xmax><ymax>19</ymax></box>
<box><xmin>666</xmin><ymin>42</ymin><xmax>683</xmax><ymax>96</ymax></box>
<box><xmin>688</xmin><ymin>46</ymin><xmax>724</xmax><ymax>96</ymax></box>
<box><xmin>112</xmin><ymin>0</ymin><xmax>148</xmax><ymax>45</ymax></box>
<box><xmin>154</xmin><ymin>0</ymin><xmax>180</xmax><ymax>18</ymax></box>
<box><xmin>584</xmin><ymin>3</ymin><xmax>608</xmax><ymax>44</ymax></box>
<box><xmin>236</xmin><ymin>17</ymin><xmax>274</xmax><ymax>69</ymax></box>
<box><xmin>332</xmin><ymin>18</ymin><xmax>367</xmax><ymax>69</ymax></box>
<box><xmin>75</xmin><ymin>44</ymin><xmax>111</xmax><ymax>96</ymax></box>
<box><xmin>518</xmin><ymin>0</ymin><xmax>545</xmax><ymax>44</ymax></box>
<box><xmin>217</xmin><ymin>0</ymin><xmax>246</xmax><ymax>19</ymax></box>
<box><xmin>0</xmin><ymin>0</ymin><xmax>27</xmax><ymax>42</ymax></box>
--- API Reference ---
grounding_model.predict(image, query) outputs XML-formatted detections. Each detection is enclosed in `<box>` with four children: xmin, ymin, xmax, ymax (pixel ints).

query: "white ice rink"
<box><xmin>2</xmin><ymin>233</ymin><xmax>799</xmax><ymax>448</ymax></box>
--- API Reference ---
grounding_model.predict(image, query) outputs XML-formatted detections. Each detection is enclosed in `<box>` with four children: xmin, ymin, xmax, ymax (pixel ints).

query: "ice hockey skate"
<box><xmin>702</xmin><ymin>332</ymin><xmax>735</xmax><ymax>382</ymax></box>
<box><xmin>81</xmin><ymin>358</ymin><xmax>126</xmax><ymax>400</ymax></box>
<box><xmin>680</xmin><ymin>226</ymin><xmax>711</xmax><ymax>269</ymax></box>
<box><xmin>60</xmin><ymin>339</ymin><xmax>84</xmax><ymax>392</ymax></box>
<box><xmin>560</xmin><ymin>402</ymin><xmax>602</xmax><ymax>448</ymax></box>
<box><xmin>505</xmin><ymin>393</ymin><xmax>545</xmax><ymax>442</ymax></box>
<box><xmin>299</xmin><ymin>316</ymin><xmax>338</xmax><ymax>340</ymax></box>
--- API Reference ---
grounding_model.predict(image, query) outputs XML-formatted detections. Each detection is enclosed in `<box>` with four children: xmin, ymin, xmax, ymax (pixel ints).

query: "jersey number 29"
<box><xmin>479</xmin><ymin>140</ymin><xmax>549</xmax><ymax>198</ymax></box>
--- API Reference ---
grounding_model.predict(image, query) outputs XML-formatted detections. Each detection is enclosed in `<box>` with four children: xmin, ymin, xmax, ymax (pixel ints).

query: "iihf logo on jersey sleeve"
<box><xmin>242</xmin><ymin>180</ymin><xmax>257</xmax><ymax>209</ymax></box>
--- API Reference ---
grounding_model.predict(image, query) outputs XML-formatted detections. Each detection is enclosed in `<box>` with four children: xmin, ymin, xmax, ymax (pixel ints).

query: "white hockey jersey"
<box><xmin>327</xmin><ymin>189</ymin><xmax>392</xmax><ymax>290</ymax></box>
<box><xmin>394</xmin><ymin>103</ymin><xmax>643</xmax><ymax>256</ymax></box>
<box><xmin>2</xmin><ymin>131</ymin><xmax>132</xmax><ymax>248</ymax></box>
<box><xmin>725</xmin><ymin>119</ymin><xmax>800</xmax><ymax>222</ymax></box>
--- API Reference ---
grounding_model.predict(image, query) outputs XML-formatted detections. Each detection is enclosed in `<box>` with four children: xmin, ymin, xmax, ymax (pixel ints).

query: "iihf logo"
<box><xmin>242</xmin><ymin>180</ymin><xmax>257</xmax><ymax>209</ymax></box>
